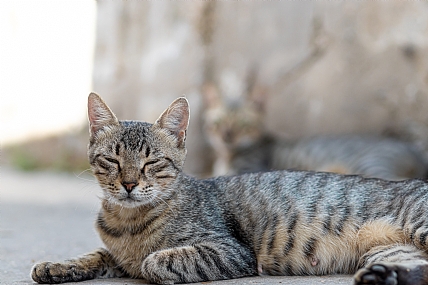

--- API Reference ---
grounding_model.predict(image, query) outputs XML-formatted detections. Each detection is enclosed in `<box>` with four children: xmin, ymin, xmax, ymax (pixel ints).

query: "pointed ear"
<box><xmin>154</xmin><ymin>97</ymin><xmax>190</xmax><ymax>147</ymax></box>
<box><xmin>87</xmin><ymin>92</ymin><xmax>119</xmax><ymax>136</ymax></box>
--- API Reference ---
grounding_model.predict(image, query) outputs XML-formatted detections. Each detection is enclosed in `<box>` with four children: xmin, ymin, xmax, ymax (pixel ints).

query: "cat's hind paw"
<box><xmin>31</xmin><ymin>261</ymin><xmax>94</xmax><ymax>284</ymax></box>
<box><xmin>354</xmin><ymin>264</ymin><xmax>398</xmax><ymax>285</ymax></box>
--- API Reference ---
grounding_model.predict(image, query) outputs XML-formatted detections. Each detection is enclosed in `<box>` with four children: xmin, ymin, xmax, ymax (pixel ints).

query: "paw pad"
<box><xmin>354</xmin><ymin>264</ymin><xmax>398</xmax><ymax>285</ymax></box>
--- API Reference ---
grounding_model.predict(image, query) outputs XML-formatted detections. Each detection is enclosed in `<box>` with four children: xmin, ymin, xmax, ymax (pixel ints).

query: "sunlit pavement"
<box><xmin>0</xmin><ymin>168</ymin><xmax>353</xmax><ymax>285</ymax></box>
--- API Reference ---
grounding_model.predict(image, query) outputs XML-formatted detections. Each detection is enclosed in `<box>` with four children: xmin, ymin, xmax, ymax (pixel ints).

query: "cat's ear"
<box><xmin>246</xmin><ymin>65</ymin><xmax>269</xmax><ymax>113</ymax></box>
<box><xmin>153</xmin><ymin>97</ymin><xmax>190</xmax><ymax>147</ymax></box>
<box><xmin>87</xmin><ymin>92</ymin><xmax>119</xmax><ymax>136</ymax></box>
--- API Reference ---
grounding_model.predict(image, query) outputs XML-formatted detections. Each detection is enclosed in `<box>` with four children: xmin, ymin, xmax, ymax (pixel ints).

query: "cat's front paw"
<box><xmin>141</xmin><ymin>254</ymin><xmax>178</xmax><ymax>285</ymax></box>
<box><xmin>354</xmin><ymin>264</ymin><xmax>397</xmax><ymax>285</ymax></box>
<box><xmin>31</xmin><ymin>261</ymin><xmax>93</xmax><ymax>284</ymax></box>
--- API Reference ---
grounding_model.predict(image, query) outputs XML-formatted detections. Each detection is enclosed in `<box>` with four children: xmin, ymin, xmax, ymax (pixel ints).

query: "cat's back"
<box><xmin>211</xmin><ymin>170</ymin><xmax>428</xmax><ymax>227</ymax></box>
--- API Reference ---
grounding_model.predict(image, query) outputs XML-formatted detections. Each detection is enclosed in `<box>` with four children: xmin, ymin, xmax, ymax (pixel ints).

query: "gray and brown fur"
<box><xmin>202</xmin><ymin>87</ymin><xmax>428</xmax><ymax>180</ymax></box>
<box><xmin>32</xmin><ymin>93</ymin><xmax>428</xmax><ymax>285</ymax></box>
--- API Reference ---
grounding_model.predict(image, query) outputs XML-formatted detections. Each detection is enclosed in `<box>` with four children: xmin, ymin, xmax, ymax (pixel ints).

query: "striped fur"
<box><xmin>32</xmin><ymin>94</ymin><xmax>428</xmax><ymax>285</ymax></box>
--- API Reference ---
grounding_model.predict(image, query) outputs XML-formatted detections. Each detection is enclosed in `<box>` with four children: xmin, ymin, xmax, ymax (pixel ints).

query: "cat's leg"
<box><xmin>141</xmin><ymin>242</ymin><xmax>257</xmax><ymax>284</ymax></box>
<box><xmin>31</xmin><ymin>248</ymin><xmax>126</xmax><ymax>284</ymax></box>
<box><xmin>354</xmin><ymin>244</ymin><xmax>428</xmax><ymax>285</ymax></box>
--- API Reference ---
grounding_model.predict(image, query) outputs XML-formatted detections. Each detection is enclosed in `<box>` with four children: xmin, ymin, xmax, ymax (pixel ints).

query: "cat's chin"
<box><xmin>116</xmin><ymin>198</ymin><xmax>149</xmax><ymax>208</ymax></box>
<box><xmin>104</xmin><ymin>196</ymin><xmax>150</xmax><ymax>209</ymax></box>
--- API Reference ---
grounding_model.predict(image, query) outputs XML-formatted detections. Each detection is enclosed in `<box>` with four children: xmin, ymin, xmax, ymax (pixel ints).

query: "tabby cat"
<box><xmin>203</xmin><ymin>89</ymin><xmax>428</xmax><ymax>180</ymax></box>
<box><xmin>32</xmin><ymin>93</ymin><xmax>428</xmax><ymax>285</ymax></box>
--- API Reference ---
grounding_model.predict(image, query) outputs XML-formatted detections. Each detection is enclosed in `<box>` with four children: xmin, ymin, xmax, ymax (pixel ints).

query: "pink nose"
<box><xmin>122</xmin><ymin>182</ymin><xmax>138</xmax><ymax>193</ymax></box>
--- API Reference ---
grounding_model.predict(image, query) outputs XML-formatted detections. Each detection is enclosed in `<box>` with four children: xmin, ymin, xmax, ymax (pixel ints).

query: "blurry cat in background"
<box><xmin>202</xmin><ymin>84</ymin><xmax>428</xmax><ymax>180</ymax></box>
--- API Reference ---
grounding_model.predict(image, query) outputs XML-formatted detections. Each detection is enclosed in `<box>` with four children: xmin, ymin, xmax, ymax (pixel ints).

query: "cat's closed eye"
<box><xmin>96</xmin><ymin>156</ymin><xmax>121</xmax><ymax>172</ymax></box>
<box><xmin>143</xmin><ymin>159</ymin><xmax>173</xmax><ymax>175</ymax></box>
<box><xmin>105</xmin><ymin>157</ymin><xmax>121</xmax><ymax>167</ymax></box>
<box><xmin>141</xmin><ymin>159</ymin><xmax>161</xmax><ymax>175</ymax></box>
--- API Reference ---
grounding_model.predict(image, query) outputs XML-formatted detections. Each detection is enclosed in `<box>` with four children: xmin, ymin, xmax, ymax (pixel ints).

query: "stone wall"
<box><xmin>93</xmin><ymin>1</ymin><xmax>428</xmax><ymax>176</ymax></box>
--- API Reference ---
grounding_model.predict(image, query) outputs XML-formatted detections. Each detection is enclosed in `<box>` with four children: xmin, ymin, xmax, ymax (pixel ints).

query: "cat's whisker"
<box><xmin>74</xmin><ymin>169</ymin><xmax>97</xmax><ymax>183</ymax></box>
<box><xmin>75</xmin><ymin>168</ymin><xmax>92</xmax><ymax>176</ymax></box>
<box><xmin>155</xmin><ymin>195</ymin><xmax>176</xmax><ymax>217</ymax></box>
<box><xmin>76</xmin><ymin>179</ymin><xmax>98</xmax><ymax>186</ymax></box>
<box><xmin>78</xmin><ymin>182</ymin><xmax>100</xmax><ymax>193</ymax></box>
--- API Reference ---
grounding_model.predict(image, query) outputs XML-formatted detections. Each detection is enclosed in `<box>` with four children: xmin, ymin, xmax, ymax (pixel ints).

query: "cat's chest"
<box><xmin>97</xmin><ymin>210</ymin><xmax>171</xmax><ymax>277</ymax></box>
<box><xmin>102</xmin><ymin>231</ymin><xmax>159</xmax><ymax>277</ymax></box>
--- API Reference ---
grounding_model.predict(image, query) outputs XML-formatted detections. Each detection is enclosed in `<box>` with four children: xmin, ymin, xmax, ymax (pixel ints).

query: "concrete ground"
<box><xmin>0</xmin><ymin>168</ymin><xmax>353</xmax><ymax>285</ymax></box>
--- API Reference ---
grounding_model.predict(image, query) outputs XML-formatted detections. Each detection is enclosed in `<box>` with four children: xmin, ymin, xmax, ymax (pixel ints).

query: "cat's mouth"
<box><xmin>106</xmin><ymin>186</ymin><xmax>158</xmax><ymax>207</ymax></box>
<box><xmin>115</xmin><ymin>190</ymin><xmax>154</xmax><ymax>208</ymax></box>
<box><xmin>118</xmin><ymin>192</ymin><xmax>143</xmax><ymax>202</ymax></box>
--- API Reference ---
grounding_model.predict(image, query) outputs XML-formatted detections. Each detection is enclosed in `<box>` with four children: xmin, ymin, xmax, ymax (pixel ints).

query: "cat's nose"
<box><xmin>122</xmin><ymin>181</ymin><xmax>138</xmax><ymax>193</ymax></box>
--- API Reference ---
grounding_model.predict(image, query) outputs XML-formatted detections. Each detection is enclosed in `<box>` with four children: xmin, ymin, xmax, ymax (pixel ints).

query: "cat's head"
<box><xmin>87</xmin><ymin>93</ymin><xmax>189</xmax><ymax>208</ymax></box>
<box><xmin>203</xmin><ymin>83</ymin><xmax>266</xmax><ymax>153</ymax></box>
<box><xmin>202</xmin><ymin>81</ymin><xmax>268</xmax><ymax>172</ymax></box>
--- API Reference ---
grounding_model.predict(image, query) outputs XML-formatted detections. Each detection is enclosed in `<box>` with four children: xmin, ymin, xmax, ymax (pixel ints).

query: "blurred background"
<box><xmin>3</xmin><ymin>1</ymin><xmax>428</xmax><ymax>177</ymax></box>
